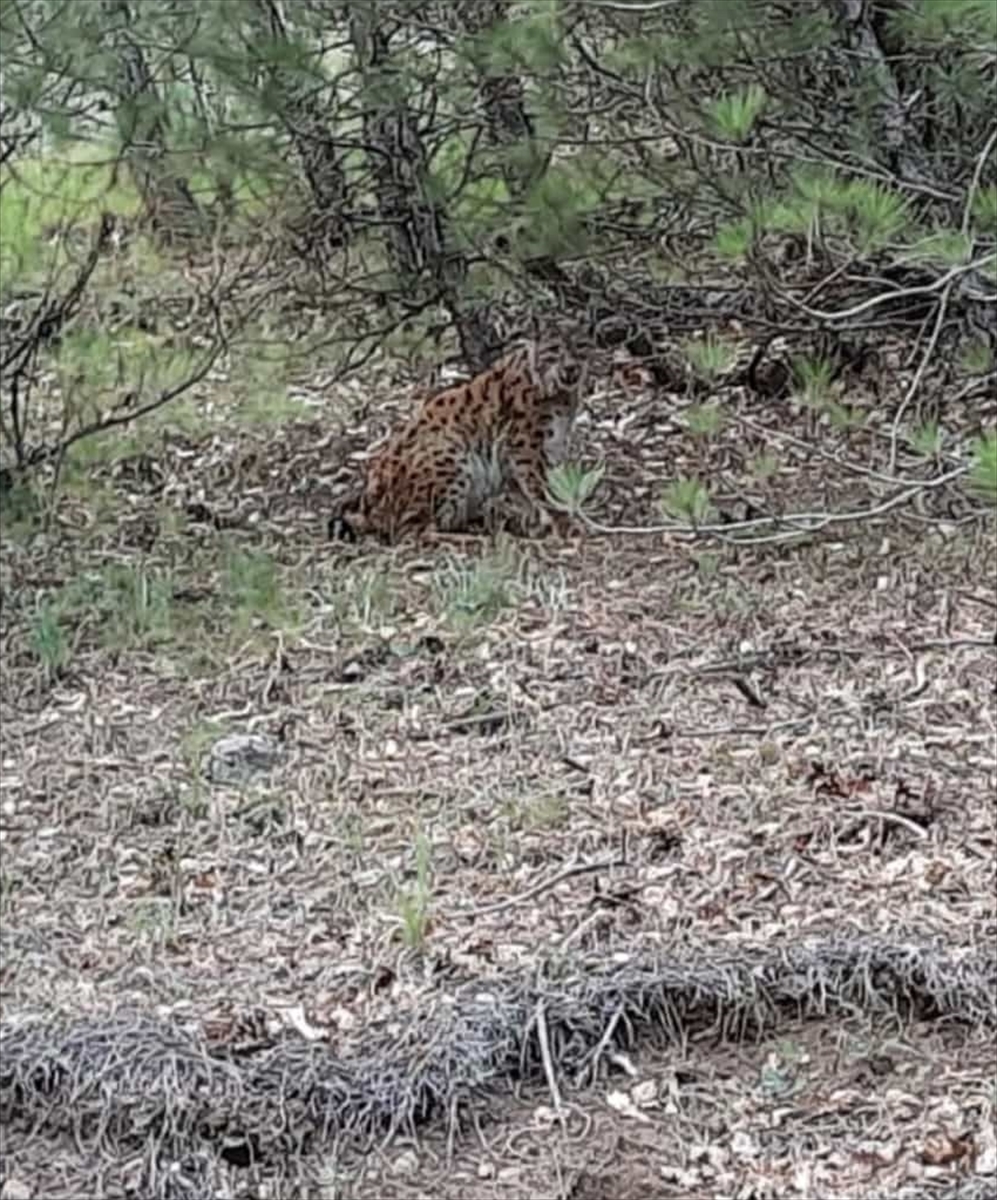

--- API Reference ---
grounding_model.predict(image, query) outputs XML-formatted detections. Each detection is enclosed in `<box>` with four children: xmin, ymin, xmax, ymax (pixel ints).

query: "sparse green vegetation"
<box><xmin>662</xmin><ymin>476</ymin><xmax>714</xmax><ymax>524</ymax></box>
<box><xmin>959</xmin><ymin>339</ymin><xmax>995</xmax><ymax>376</ymax></box>
<box><xmin>748</xmin><ymin>451</ymin><xmax>780</xmax><ymax>482</ymax></box>
<box><xmin>694</xmin><ymin>549</ymin><xmax>721</xmax><ymax>579</ymax></box>
<box><xmin>970</xmin><ymin>431</ymin><xmax>997</xmax><ymax>505</ymax></box>
<box><xmin>503</xmin><ymin>790</ymin><xmax>569</xmax><ymax>831</ymax></box>
<box><xmin>28</xmin><ymin>600</ymin><xmax>70</xmax><ymax>678</ymax></box>
<box><xmin>396</xmin><ymin>829</ymin><xmax>433</xmax><ymax>950</ymax></box>
<box><xmin>0</xmin><ymin>147</ymin><xmax>140</xmax><ymax>281</ymax></box>
<box><xmin>906</xmin><ymin>229</ymin><xmax>974</xmax><ymax>268</ymax></box>
<box><xmin>332</xmin><ymin>563</ymin><xmax>399</xmax><ymax>628</ymax></box>
<box><xmin>48</xmin><ymin>562</ymin><xmax>177</xmax><ymax>649</ymax></box>
<box><xmin>546</xmin><ymin>461</ymin><xmax>605</xmax><ymax>517</ymax></box>
<box><xmin>910</xmin><ymin>421</ymin><xmax>944</xmax><ymax>458</ymax></box>
<box><xmin>826</xmin><ymin>400</ymin><xmax>865</xmax><ymax>431</ymax></box>
<box><xmin>682</xmin><ymin>334</ymin><xmax>738</xmax><ymax>384</ymax></box>
<box><xmin>433</xmin><ymin>546</ymin><xmax>518</xmax><ymax>626</ymax></box>
<box><xmin>709</xmin><ymin>84</ymin><xmax>768</xmax><ymax>143</ymax></box>
<box><xmin>714</xmin><ymin>217</ymin><xmax>754</xmax><ymax>261</ymax></box>
<box><xmin>684</xmin><ymin>402</ymin><xmax>726</xmax><ymax>440</ymax></box>
<box><xmin>791</xmin><ymin>355</ymin><xmax>836</xmax><ymax>408</ymax></box>
<box><xmin>841</xmin><ymin>180</ymin><xmax>909</xmax><ymax>253</ymax></box>
<box><xmin>223</xmin><ymin>548</ymin><xmax>289</xmax><ymax>629</ymax></box>
<box><xmin>971</xmin><ymin>184</ymin><xmax>997</xmax><ymax>231</ymax></box>
<box><xmin>126</xmin><ymin>898</ymin><xmax>177</xmax><ymax>945</ymax></box>
<box><xmin>180</xmin><ymin>720</ymin><xmax>229</xmax><ymax>777</ymax></box>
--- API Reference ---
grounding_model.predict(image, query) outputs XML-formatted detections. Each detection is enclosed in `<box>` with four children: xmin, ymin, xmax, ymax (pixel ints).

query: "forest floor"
<box><xmin>1</xmin><ymin>334</ymin><xmax>995</xmax><ymax>1199</ymax></box>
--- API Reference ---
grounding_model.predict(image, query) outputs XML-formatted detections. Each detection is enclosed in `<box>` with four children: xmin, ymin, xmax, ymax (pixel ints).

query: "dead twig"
<box><xmin>456</xmin><ymin>858</ymin><xmax>627</xmax><ymax>920</ymax></box>
<box><xmin>783</xmin><ymin>254</ymin><xmax>996</xmax><ymax>323</ymax></box>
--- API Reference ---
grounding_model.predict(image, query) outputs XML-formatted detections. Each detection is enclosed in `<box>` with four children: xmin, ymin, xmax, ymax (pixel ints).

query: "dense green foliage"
<box><xmin>1</xmin><ymin>0</ymin><xmax>994</xmax><ymax>485</ymax></box>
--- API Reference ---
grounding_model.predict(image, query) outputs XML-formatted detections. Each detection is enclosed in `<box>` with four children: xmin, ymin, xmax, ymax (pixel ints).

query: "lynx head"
<box><xmin>526</xmin><ymin>337</ymin><xmax>588</xmax><ymax>397</ymax></box>
<box><xmin>495</xmin><ymin>318</ymin><xmax>589</xmax><ymax>400</ymax></box>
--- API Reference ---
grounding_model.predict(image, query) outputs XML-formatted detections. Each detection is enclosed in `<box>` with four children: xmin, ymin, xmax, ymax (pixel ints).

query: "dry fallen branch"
<box><xmin>581</xmin><ymin>461</ymin><xmax>974</xmax><ymax>543</ymax></box>
<box><xmin>1</xmin><ymin>935</ymin><xmax>993</xmax><ymax>1198</ymax></box>
<box><xmin>455</xmin><ymin>857</ymin><xmax>626</xmax><ymax>920</ymax></box>
<box><xmin>784</xmin><ymin>254</ymin><xmax>997</xmax><ymax>323</ymax></box>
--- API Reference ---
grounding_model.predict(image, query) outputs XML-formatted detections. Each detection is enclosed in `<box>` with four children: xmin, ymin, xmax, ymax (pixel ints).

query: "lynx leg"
<box><xmin>503</xmin><ymin>440</ymin><xmax>558</xmax><ymax>536</ymax></box>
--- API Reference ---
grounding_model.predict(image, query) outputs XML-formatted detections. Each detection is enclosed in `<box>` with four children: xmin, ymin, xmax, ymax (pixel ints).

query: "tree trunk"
<box><xmin>348</xmin><ymin>7</ymin><xmax>500</xmax><ymax>370</ymax></box>
<box><xmin>829</xmin><ymin>0</ymin><xmax>924</xmax><ymax>182</ymax></box>
<box><xmin>457</xmin><ymin>0</ymin><xmax>547</xmax><ymax>200</ymax></box>
<box><xmin>104</xmin><ymin>0</ymin><xmax>206</xmax><ymax>243</ymax></box>
<box><xmin>255</xmin><ymin>0</ymin><xmax>348</xmax><ymax>227</ymax></box>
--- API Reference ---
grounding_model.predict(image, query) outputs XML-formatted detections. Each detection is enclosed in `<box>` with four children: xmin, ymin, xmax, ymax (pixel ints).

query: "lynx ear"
<box><xmin>489</xmin><ymin>307</ymin><xmax>523</xmax><ymax>348</ymax></box>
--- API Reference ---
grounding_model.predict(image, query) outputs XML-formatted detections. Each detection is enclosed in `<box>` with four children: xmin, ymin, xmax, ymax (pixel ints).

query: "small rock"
<box><xmin>1</xmin><ymin>1176</ymin><xmax>33</xmax><ymax>1200</ymax></box>
<box><xmin>204</xmin><ymin>733</ymin><xmax>284</xmax><ymax>786</ymax></box>
<box><xmin>390</xmin><ymin>1150</ymin><xmax>419</xmax><ymax>1176</ymax></box>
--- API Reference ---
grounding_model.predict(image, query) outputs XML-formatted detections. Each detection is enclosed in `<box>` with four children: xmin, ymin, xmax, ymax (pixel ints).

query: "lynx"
<box><xmin>333</xmin><ymin>337</ymin><xmax>589</xmax><ymax>542</ymax></box>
